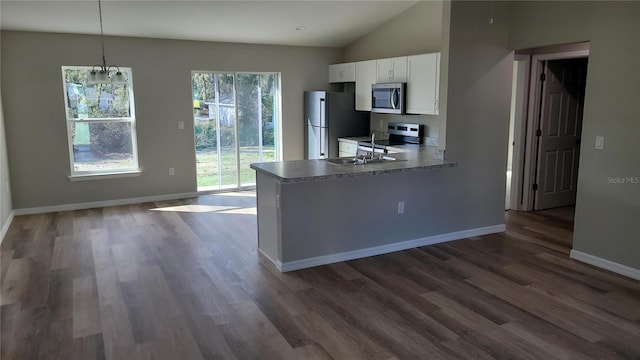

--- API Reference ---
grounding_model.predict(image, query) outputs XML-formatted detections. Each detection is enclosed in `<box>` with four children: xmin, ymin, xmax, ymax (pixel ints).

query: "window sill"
<box><xmin>68</xmin><ymin>170</ymin><xmax>142</xmax><ymax>182</ymax></box>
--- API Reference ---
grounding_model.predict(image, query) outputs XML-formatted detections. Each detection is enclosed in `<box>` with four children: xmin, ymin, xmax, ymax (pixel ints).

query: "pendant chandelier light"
<box><xmin>88</xmin><ymin>0</ymin><xmax>126</xmax><ymax>84</ymax></box>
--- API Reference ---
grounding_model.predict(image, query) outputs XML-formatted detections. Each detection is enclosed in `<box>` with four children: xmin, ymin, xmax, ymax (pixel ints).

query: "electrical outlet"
<box><xmin>178</xmin><ymin>121</ymin><xmax>185</xmax><ymax>130</ymax></box>
<box><xmin>169</xmin><ymin>168</ymin><xmax>175</xmax><ymax>176</ymax></box>
<box><xmin>595</xmin><ymin>136</ymin><xmax>605</xmax><ymax>150</ymax></box>
<box><xmin>425</xmin><ymin>137</ymin><xmax>438</xmax><ymax>146</ymax></box>
<box><xmin>397</xmin><ymin>201</ymin><xmax>405</xmax><ymax>214</ymax></box>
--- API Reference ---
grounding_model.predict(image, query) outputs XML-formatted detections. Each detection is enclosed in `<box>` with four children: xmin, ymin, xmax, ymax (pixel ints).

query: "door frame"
<box><xmin>191</xmin><ymin>71</ymin><xmax>282</xmax><ymax>193</ymax></box>
<box><xmin>516</xmin><ymin>49</ymin><xmax>589</xmax><ymax>211</ymax></box>
<box><xmin>508</xmin><ymin>54</ymin><xmax>531</xmax><ymax>211</ymax></box>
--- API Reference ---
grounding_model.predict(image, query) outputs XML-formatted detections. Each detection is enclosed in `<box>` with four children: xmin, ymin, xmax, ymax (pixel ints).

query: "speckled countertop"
<box><xmin>250</xmin><ymin>147</ymin><xmax>456</xmax><ymax>184</ymax></box>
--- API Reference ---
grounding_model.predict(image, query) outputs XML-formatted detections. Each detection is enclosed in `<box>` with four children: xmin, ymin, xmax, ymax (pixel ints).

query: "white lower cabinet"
<box><xmin>338</xmin><ymin>140</ymin><xmax>359</xmax><ymax>157</ymax></box>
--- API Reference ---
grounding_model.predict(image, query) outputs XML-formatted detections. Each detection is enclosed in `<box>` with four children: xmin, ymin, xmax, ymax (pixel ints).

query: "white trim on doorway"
<box><xmin>515</xmin><ymin>49</ymin><xmax>590</xmax><ymax>211</ymax></box>
<box><xmin>508</xmin><ymin>54</ymin><xmax>531</xmax><ymax>211</ymax></box>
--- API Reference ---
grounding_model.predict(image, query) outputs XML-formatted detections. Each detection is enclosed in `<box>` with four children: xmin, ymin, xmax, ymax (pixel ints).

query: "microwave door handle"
<box><xmin>390</xmin><ymin>88</ymin><xmax>398</xmax><ymax>109</ymax></box>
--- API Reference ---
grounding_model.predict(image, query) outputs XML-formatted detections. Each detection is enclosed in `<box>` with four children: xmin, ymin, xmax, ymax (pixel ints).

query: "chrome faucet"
<box><xmin>370</xmin><ymin>132</ymin><xmax>376</xmax><ymax>160</ymax></box>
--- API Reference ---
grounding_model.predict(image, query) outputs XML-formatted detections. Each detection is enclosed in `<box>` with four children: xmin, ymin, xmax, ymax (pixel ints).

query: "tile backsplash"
<box><xmin>370</xmin><ymin>113</ymin><xmax>440</xmax><ymax>138</ymax></box>
<box><xmin>368</xmin><ymin>112</ymin><xmax>446</xmax><ymax>160</ymax></box>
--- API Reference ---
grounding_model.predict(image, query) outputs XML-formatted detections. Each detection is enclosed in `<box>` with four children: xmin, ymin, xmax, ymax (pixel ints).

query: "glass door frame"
<box><xmin>191</xmin><ymin>71</ymin><xmax>282</xmax><ymax>193</ymax></box>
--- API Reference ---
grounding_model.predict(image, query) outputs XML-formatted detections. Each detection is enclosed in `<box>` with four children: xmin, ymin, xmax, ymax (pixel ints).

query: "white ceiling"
<box><xmin>0</xmin><ymin>0</ymin><xmax>422</xmax><ymax>47</ymax></box>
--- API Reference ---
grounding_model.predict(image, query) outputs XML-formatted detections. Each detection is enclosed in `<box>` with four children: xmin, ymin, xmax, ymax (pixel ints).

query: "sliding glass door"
<box><xmin>192</xmin><ymin>72</ymin><xmax>280</xmax><ymax>191</ymax></box>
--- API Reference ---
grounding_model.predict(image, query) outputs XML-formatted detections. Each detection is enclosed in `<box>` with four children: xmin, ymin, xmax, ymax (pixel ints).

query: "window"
<box><xmin>62</xmin><ymin>66</ymin><xmax>139</xmax><ymax>178</ymax></box>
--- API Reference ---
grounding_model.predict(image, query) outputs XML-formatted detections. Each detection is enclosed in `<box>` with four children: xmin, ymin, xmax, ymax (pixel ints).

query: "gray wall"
<box><xmin>277</xmin><ymin>169</ymin><xmax>464</xmax><ymax>262</ymax></box>
<box><xmin>0</xmin><ymin>33</ymin><xmax>12</xmax><ymax>232</ymax></box>
<box><xmin>276</xmin><ymin>1</ymin><xmax>512</xmax><ymax>262</ymax></box>
<box><xmin>509</xmin><ymin>1</ymin><xmax>640</xmax><ymax>270</ymax></box>
<box><xmin>343</xmin><ymin>1</ymin><xmax>442</xmax><ymax>62</ymax></box>
<box><xmin>1</xmin><ymin>31</ymin><xmax>341</xmax><ymax>209</ymax></box>
<box><xmin>442</xmin><ymin>0</ymin><xmax>512</xmax><ymax>228</ymax></box>
<box><xmin>344</xmin><ymin>0</ymin><xmax>513</xmax><ymax>188</ymax></box>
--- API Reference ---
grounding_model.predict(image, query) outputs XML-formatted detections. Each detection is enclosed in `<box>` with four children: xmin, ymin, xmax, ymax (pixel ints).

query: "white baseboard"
<box><xmin>0</xmin><ymin>210</ymin><xmax>15</xmax><ymax>245</ymax></box>
<box><xmin>13</xmin><ymin>192</ymin><xmax>199</xmax><ymax>216</ymax></box>
<box><xmin>570</xmin><ymin>250</ymin><xmax>640</xmax><ymax>281</ymax></box>
<box><xmin>277</xmin><ymin>224</ymin><xmax>506</xmax><ymax>272</ymax></box>
<box><xmin>257</xmin><ymin>248</ymin><xmax>281</xmax><ymax>268</ymax></box>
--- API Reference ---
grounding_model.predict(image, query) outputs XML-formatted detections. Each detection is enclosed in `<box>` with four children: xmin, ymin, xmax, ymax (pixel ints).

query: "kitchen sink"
<box><xmin>324</xmin><ymin>156</ymin><xmax>400</xmax><ymax>165</ymax></box>
<box><xmin>325</xmin><ymin>158</ymin><xmax>359</xmax><ymax>165</ymax></box>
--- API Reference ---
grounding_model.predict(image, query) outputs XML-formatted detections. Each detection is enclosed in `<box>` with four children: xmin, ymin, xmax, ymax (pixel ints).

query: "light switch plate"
<box><xmin>178</xmin><ymin>121</ymin><xmax>185</xmax><ymax>130</ymax></box>
<box><xmin>595</xmin><ymin>136</ymin><xmax>605</xmax><ymax>150</ymax></box>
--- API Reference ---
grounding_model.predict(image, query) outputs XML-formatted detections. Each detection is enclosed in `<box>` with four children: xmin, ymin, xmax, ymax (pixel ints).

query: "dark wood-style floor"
<box><xmin>1</xmin><ymin>193</ymin><xmax>639</xmax><ymax>360</ymax></box>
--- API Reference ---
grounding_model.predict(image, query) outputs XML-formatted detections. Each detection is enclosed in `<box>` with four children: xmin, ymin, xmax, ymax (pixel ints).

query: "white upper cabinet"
<box><xmin>355</xmin><ymin>60</ymin><xmax>377</xmax><ymax>111</ymax></box>
<box><xmin>329</xmin><ymin>62</ymin><xmax>356</xmax><ymax>83</ymax></box>
<box><xmin>329</xmin><ymin>53</ymin><xmax>440</xmax><ymax>113</ymax></box>
<box><xmin>376</xmin><ymin>57</ymin><xmax>408</xmax><ymax>83</ymax></box>
<box><xmin>406</xmin><ymin>52</ymin><xmax>440</xmax><ymax>115</ymax></box>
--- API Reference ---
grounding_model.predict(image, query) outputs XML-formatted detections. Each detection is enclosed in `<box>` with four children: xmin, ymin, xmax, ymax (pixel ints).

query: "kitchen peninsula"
<box><xmin>250</xmin><ymin>148</ymin><xmax>458</xmax><ymax>272</ymax></box>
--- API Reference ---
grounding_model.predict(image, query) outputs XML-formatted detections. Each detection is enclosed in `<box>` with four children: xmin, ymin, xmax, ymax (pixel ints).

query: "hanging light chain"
<box><xmin>98</xmin><ymin>0</ymin><xmax>107</xmax><ymax>70</ymax></box>
<box><xmin>89</xmin><ymin>0</ymin><xmax>125</xmax><ymax>84</ymax></box>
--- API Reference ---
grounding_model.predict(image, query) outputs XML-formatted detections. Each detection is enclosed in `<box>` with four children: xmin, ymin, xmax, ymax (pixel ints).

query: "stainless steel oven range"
<box><xmin>357</xmin><ymin>122</ymin><xmax>424</xmax><ymax>154</ymax></box>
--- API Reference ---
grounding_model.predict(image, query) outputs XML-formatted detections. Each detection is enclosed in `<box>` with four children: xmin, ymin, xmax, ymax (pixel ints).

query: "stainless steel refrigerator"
<box><xmin>304</xmin><ymin>91</ymin><xmax>369</xmax><ymax>159</ymax></box>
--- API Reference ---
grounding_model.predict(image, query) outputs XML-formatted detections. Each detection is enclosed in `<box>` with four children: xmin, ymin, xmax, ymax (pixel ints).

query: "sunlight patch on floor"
<box><xmin>216</xmin><ymin>191</ymin><xmax>256</xmax><ymax>198</ymax></box>
<box><xmin>150</xmin><ymin>205</ymin><xmax>244</xmax><ymax>213</ymax></box>
<box><xmin>218</xmin><ymin>207</ymin><xmax>257</xmax><ymax>215</ymax></box>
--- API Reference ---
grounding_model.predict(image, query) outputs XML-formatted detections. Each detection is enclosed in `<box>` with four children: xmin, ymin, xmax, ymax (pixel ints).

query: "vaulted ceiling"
<box><xmin>0</xmin><ymin>1</ymin><xmax>421</xmax><ymax>47</ymax></box>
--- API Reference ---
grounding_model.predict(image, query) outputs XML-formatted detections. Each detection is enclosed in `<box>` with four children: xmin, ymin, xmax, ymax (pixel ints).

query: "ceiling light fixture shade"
<box><xmin>87</xmin><ymin>0</ymin><xmax>126</xmax><ymax>85</ymax></box>
<box><xmin>110</xmin><ymin>71</ymin><xmax>127</xmax><ymax>84</ymax></box>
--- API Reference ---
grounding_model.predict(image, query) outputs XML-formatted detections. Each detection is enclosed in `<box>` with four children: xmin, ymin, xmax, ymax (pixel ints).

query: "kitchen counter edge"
<box><xmin>250</xmin><ymin>153</ymin><xmax>457</xmax><ymax>184</ymax></box>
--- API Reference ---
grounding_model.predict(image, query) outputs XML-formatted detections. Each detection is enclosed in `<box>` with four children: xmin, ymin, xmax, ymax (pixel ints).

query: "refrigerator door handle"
<box><xmin>319</xmin><ymin>98</ymin><xmax>326</xmax><ymax>128</ymax></box>
<box><xmin>319</xmin><ymin>97</ymin><xmax>327</xmax><ymax>158</ymax></box>
<box><xmin>319</xmin><ymin>127</ymin><xmax>326</xmax><ymax>158</ymax></box>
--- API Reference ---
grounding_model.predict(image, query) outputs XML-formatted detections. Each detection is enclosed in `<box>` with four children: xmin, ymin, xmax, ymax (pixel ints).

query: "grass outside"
<box><xmin>74</xmin><ymin>158</ymin><xmax>134</xmax><ymax>172</ymax></box>
<box><xmin>196</xmin><ymin>146</ymin><xmax>275</xmax><ymax>188</ymax></box>
<box><xmin>74</xmin><ymin>123</ymin><xmax>90</xmax><ymax>145</ymax></box>
<box><xmin>72</xmin><ymin>145</ymin><xmax>274</xmax><ymax>186</ymax></box>
<box><xmin>73</xmin><ymin>144</ymin><xmax>134</xmax><ymax>172</ymax></box>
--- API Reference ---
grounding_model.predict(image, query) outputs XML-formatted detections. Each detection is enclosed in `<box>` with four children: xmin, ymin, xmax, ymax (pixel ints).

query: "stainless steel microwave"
<box><xmin>371</xmin><ymin>82</ymin><xmax>405</xmax><ymax>114</ymax></box>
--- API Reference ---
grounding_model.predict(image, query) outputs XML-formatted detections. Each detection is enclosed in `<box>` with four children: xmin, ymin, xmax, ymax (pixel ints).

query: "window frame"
<box><xmin>61</xmin><ymin>66</ymin><xmax>140</xmax><ymax>179</ymax></box>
